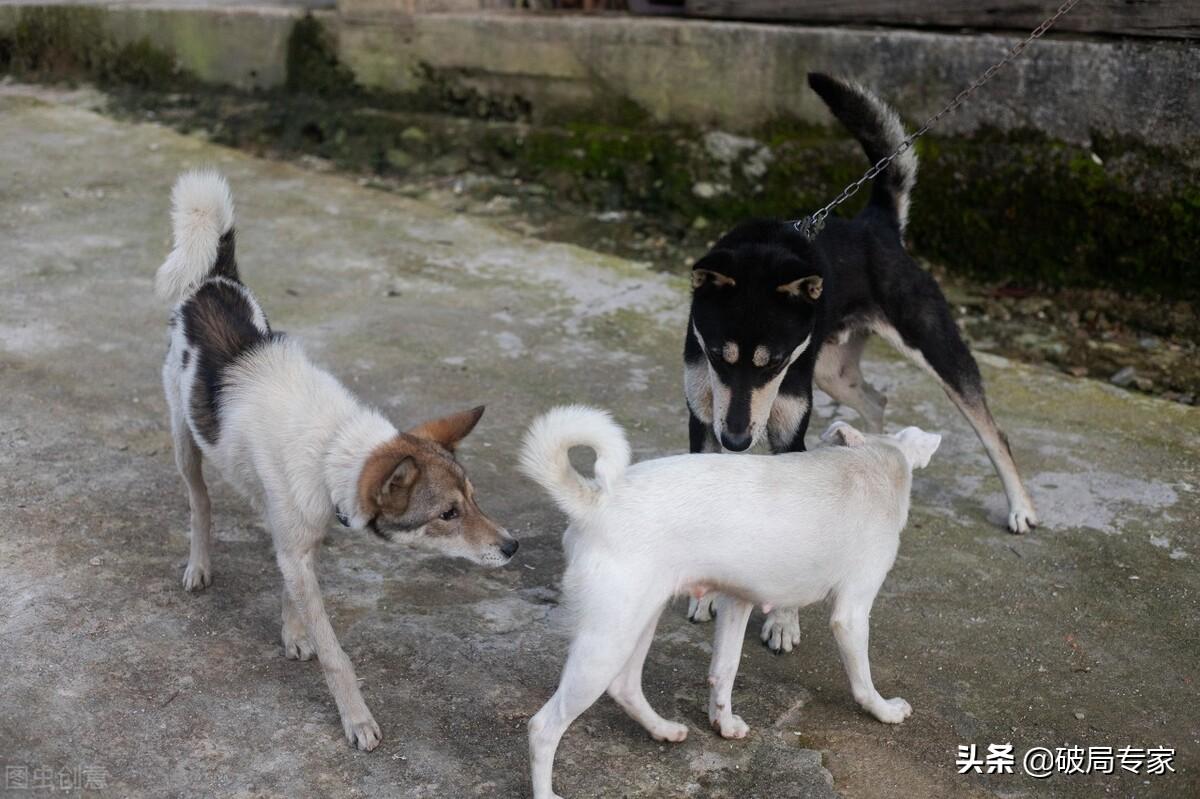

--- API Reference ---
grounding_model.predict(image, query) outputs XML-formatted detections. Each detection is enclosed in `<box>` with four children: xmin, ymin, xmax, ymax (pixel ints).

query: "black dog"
<box><xmin>683</xmin><ymin>74</ymin><xmax>1038</xmax><ymax>649</ymax></box>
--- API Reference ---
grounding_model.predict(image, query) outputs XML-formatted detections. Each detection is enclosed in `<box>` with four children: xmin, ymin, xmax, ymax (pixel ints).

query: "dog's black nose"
<box><xmin>500</xmin><ymin>539</ymin><xmax>519</xmax><ymax>558</ymax></box>
<box><xmin>720</xmin><ymin>431</ymin><xmax>752</xmax><ymax>452</ymax></box>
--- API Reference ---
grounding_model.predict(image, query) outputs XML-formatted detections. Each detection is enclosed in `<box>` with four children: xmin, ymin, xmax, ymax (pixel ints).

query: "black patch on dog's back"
<box><xmin>213</xmin><ymin>229</ymin><xmax>239</xmax><ymax>283</ymax></box>
<box><xmin>180</xmin><ymin>279</ymin><xmax>274</xmax><ymax>445</ymax></box>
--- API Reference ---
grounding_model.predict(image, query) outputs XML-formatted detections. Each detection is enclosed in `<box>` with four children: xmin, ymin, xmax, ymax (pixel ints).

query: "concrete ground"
<box><xmin>0</xmin><ymin>88</ymin><xmax>1197</xmax><ymax>798</ymax></box>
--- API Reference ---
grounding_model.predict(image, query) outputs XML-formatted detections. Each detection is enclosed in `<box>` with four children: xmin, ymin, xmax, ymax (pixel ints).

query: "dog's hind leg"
<box><xmin>829</xmin><ymin>588</ymin><xmax>910</xmax><ymax>724</ymax></box>
<box><xmin>275</xmin><ymin>533</ymin><xmax>380</xmax><ymax>751</ymax></box>
<box><xmin>530</xmin><ymin>603</ymin><xmax>661</xmax><ymax>799</ymax></box>
<box><xmin>872</xmin><ymin>308</ymin><xmax>1037</xmax><ymax>533</ymax></box>
<box><xmin>607</xmin><ymin>608</ymin><xmax>687</xmax><ymax>743</ymax></box>
<box><xmin>814</xmin><ymin>330</ymin><xmax>886</xmax><ymax>433</ymax></box>
<box><xmin>944</xmin><ymin>386</ymin><xmax>1037</xmax><ymax>533</ymax></box>
<box><xmin>171</xmin><ymin>413</ymin><xmax>213</xmax><ymax>592</ymax></box>
<box><xmin>707</xmin><ymin>596</ymin><xmax>754</xmax><ymax>738</ymax></box>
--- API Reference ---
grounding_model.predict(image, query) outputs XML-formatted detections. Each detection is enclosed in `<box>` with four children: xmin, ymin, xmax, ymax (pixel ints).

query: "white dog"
<box><xmin>520</xmin><ymin>406</ymin><xmax>940</xmax><ymax>799</ymax></box>
<box><xmin>156</xmin><ymin>171</ymin><xmax>518</xmax><ymax>751</ymax></box>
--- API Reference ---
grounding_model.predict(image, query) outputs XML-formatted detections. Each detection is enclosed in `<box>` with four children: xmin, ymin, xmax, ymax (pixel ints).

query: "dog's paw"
<box><xmin>867</xmin><ymin>696</ymin><xmax>912</xmax><ymax>724</ymax></box>
<box><xmin>687</xmin><ymin>594</ymin><xmax>716</xmax><ymax>623</ymax></box>
<box><xmin>344</xmin><ymin>713</ymin><xmax>382</xmax><ymax>751</ymax></box>
<box><xmin>760</xmin><ymin>607</ymin><xmax>801</xmax><ymax>653</ymax></box>
<box><xmin>282</xmin><ymin>626</ymin><xmax>315</xmax><ymax>661</ymax></box>
<box><xmin>710</xmin><ymin>712</ymin><xmax>750</xmax><ymax>740</ymax></box>
<box><xmin>182</xmin><ymin>561</ymin><xmax>212</xmax><ymax>592</ymax></box>
<box><xmin>1008</xmin><ymin>504</ymin><xmax>1039</xmax><ymax>535</ymax></box>
<box><xmin>649</xmin><ymin>720</ymin><xmax>689</xmax><ymax>743</ymax></box>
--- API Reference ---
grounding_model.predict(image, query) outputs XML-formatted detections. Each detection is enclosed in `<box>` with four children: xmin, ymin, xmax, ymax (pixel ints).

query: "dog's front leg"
<box><xmin>759</xmin><ymin>607</ymin><xmax>802</xmax><ymax>654</ymax></box>
<box><xmin>686</xmin><ymin>408</ymin><xmax>722</xmax><ymax>623</ymax></box>
<box><xmin>276</xmin><ymin>544</ymin><xmax>381</xmax><ymax>751</ymax></box>
<box><xmin>707</xmin><ymin>596</ymin><xmax>754</xmax><ymax>738</ymax></box>
<box><xmin>757</xmin><ymin>392</ymin><xmax>809</xmax><ymax>653</ymax></box>
<box><xmin>688</xmin><ymin>409</ymin><xmax>720</xmax><ymax>454</ymax></box>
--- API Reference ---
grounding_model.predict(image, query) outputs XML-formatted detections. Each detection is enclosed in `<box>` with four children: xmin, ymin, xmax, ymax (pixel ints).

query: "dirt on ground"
<box><xmin>1</xmin><ymin>83</ymin><xmax>1198</xmax><ymax>799</ymax></box>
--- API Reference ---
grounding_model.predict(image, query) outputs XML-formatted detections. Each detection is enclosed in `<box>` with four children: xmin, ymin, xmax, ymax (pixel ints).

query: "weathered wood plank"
<box><xmin>684</xmin><ymin>0</ymin><xmax>1200</xmax><ymax>40</ymax></box>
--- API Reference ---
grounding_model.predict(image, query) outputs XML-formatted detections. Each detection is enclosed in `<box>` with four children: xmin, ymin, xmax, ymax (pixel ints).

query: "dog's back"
<box><xmin>620</xmin><ymin>445</ymin><xmax>912</xmax><ymax>606</ymax></box>
<box><xmin>522</xmin><ymin>407</ymin><xmax>923</xmax><ymax>608</ymax></box>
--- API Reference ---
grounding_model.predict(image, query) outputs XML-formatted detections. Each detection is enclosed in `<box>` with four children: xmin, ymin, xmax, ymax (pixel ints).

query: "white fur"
<box><xmin>159</xmin><ymin>213</ymin><xmax>400</xmax><ymax>752</ymax></box>
<box><xmin>523</xmin><ymin>407</ymin><xmax>940</xmax><ymax>799</ymax></box>
<box><xmin>156</xmin><ymin>171</ymin><xmax>513</xmax><ymax>753</ymax></box>
<box><xmin>519</xmin><ymin>405</ymin><xmax>631</xmax><ymax>523</ymax></box>
<box><xmin>155</xmin><ymin>170</ymin><xmax>235</xmax><ymax>303</ymax></box>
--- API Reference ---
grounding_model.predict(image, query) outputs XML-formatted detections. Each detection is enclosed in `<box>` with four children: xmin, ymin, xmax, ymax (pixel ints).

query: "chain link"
<box><xmin>795</xmin><ymin>0</ymin><xmax>1083</xmax><ymax>240</ymax></box>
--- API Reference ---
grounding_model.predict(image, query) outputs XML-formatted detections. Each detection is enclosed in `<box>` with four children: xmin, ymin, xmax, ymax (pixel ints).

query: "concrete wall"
<box><xmin>0</xmin><ymin>3</ymin><xmax>318</xmax><ymax>89</ymax></box>
<box><xmin>339</xmin><ymin>0</ymin><xmax>515</xmax><ymax>18</ymax></box>
<box><xmin>337</xmin><ymin>13</ymin><xmax>1200</xmax><ymax>152</ymax></box>
<box><xmin>1</xmin><ymin>3</ymin><xmax>1195</xmax><ymax>152</ymax></box>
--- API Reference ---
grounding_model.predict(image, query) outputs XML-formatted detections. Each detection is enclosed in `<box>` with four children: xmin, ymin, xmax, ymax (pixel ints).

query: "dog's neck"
<box><xmin>323</xmin><ymin>410</ymin><xmax>399</xmax><ymax>530</ymax></box>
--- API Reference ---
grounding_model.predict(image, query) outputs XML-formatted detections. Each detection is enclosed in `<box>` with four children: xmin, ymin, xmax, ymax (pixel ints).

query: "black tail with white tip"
<box><xmin>808</xmin><ymin>73</ymin><xmax>918</xmax><ymax>234</ymax></box>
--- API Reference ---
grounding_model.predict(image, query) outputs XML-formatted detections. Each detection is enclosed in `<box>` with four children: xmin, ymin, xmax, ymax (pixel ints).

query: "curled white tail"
<box><xmin>520</xmin><ymin>406</ymin><xmax>631</xmax><ymax>521</ymax></box>
<box><xmin>155</xmin><ymin>170</ymin><xmax>236</xmax><ymax>304</ymax></box>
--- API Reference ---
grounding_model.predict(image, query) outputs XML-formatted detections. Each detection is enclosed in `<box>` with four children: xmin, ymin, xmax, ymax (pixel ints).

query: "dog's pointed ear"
<box><xmin>409</xmin><ymin>405</ymin><xmax>485</xmax><ymax>452</ymax></box>
<box><xmin>691</xmin><ymin>250</ymin><xmax>736</xmax><ymax>292</ymax></box>
<box><xmin>777</xmin><ymin>275</ymin><xmax>823</xmax><ymax>302</ymax></box>
<box><xmin>692</xmin><ymin>269</ymin><xmax>736</xmax><ymax>290</ymax></box>
<box><xmin>820</xmin><ymin>420</ymin><xmax>866</xmax><ymax>447</ymax></box>
<box><xmin>895</xmin><ymin>426</ymin><xmax>942</xmax><ymax>470</ymax></box>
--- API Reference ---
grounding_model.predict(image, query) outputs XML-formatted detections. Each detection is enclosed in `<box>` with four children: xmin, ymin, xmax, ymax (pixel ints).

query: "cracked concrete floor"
<box><xmin>0</xmin><ymin>89</ymin><xmax>1197</xmax><ymax>798</ymax></box>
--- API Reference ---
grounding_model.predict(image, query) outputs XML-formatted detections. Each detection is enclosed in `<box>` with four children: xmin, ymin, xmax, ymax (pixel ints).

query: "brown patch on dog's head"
<box><xmin>355</xmin><ymin>407</ymin><xmax>517</xmax><ymax>567</ymax></box>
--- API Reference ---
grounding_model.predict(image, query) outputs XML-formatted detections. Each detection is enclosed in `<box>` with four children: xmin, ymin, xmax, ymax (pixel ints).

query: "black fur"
<box><xmin>178</xmin><ymin>231</ymin><xmax>278</xmax><ymax>445</ymax></box>
<box><xmin>213</xmin><ymin>229</ymin><xmax>239</xmax><ymax>282</ymax></box>
<box><xmin>685</xmin><ymin>74</ymin><xmax>987</xmax><ymax>455</ymax></box>
<box><xmin>807</xmin><ymin>73</ymin><xmax>913</xmax><ymax>232</ymax></box>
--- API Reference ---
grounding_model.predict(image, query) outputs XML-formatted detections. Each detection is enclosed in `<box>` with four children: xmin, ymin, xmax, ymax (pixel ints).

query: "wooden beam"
<box><xmin>684</xmin><ymin>1</ymin><xmax>1200</xmax><ymax>40</ymax></box>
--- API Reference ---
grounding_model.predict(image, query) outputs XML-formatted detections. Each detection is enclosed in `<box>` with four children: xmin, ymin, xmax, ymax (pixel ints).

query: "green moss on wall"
<box><xmin>0</xmin><ymin>6</ymin><xmax>186</xmax><ymax>90</ymax></box>
<box><xmin>285</xmin><ymin>14</ymin><xmax>356</xmax><ymax>98</ymax></box>
<box><xmin>908</xmin><ymin>132</ymin><xmax>1196</xmax><ymax>295</ymax></box>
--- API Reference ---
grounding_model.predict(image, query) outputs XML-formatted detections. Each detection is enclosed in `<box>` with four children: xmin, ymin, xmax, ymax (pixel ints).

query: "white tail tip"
<box><xmin>154</xmin><ymin>169</ymin><xmax>235</xmax><ymax>304</ymax></box>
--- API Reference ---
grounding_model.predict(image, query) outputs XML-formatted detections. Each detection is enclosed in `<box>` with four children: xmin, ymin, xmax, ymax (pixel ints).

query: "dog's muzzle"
<box><xmin>719</xmin><ymin>430</ymin><xmax>753</xmax><ymax>452</ymax></box>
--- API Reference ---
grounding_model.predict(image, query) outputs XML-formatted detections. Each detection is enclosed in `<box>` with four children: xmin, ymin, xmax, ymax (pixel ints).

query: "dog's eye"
<box><xmin>439</xmin><ymin>506</ymin><xmax>459</xmax><ymax>521</ymax></box>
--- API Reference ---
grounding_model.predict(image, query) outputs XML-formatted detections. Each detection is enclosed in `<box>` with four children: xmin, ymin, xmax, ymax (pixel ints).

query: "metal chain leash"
<box><xmin>794</xmin><ymin>0</ymin><xmax>1083</xmax><ymax>240</ymax></box>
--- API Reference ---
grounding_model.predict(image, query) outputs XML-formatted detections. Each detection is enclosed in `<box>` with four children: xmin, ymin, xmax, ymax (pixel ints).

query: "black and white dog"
<box><xmin>684</xmin><ymin>74</ymin><xmax>1037</xmax><ymax>649</ymax></box>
